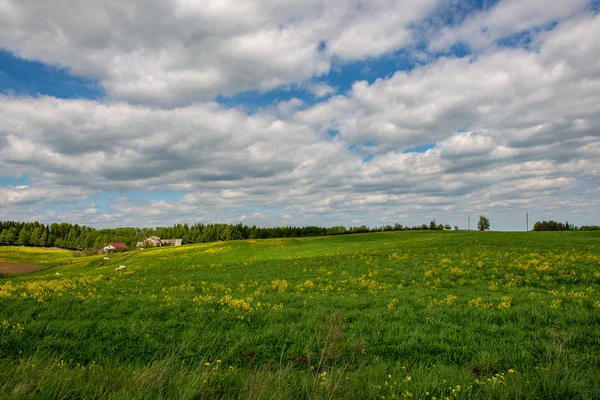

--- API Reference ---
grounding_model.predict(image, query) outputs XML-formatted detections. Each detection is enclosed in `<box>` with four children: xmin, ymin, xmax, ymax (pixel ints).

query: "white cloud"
<box><xmin>0</xmin><ymin>0</ymin><xmax>440</xmax><ymax>106</ymax></box>
<box><xmin>0</xmin><ymin>4</ymin><xmax>599</xmax><ymax>230</ymax></box>
<box><xmin>0</xmin><ymin>185</ymin><xmax>87</xmax><ymax>207</ymax></box>
<box><xmin>428</xmin><ymin>0</ymin><xmax>591</xmax><ymax>51</ymax></box>
<box><xmin>307</xmin><ymin>83</ymin><xmax>337</xmax><ymax>98</ymax></box>
<box><xmin>437</xmin><ymin>131</ymin><xmax>496</xmax><ymax>159</ymax></box>
<box><xmin>274</xmin><ymin>98</ymin><xmax>305</xmax><ymax>118</ymax></box>
<box><xmin>295</xmin><ymin>14</ymin><xmax>600</xmax><ymax>154</ymax></box>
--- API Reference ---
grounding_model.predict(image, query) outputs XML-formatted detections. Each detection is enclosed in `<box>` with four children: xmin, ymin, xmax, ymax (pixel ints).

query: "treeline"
<box><xmin>3</xmin><ymin>219</ymin><xmax>596</xmax><ymax>250</ymax></box>
<box><xmin>532</xmin><ymin>220</ymin><xmax>573</xmax><ymax>231</ymax></box>
<box><xmin>0</xmin><ymin>221</ymin><xmax>146</xmax><ymax>250</ymax></box>
<box><xmin>532</xmin><ymin>220</ymin><xmax>600</xmax><ymax>231</ymax></box>
<box><xmin>580</xmin><ymin>225</ymin><xmax>600</xmax><ymax>231</ymax></box>
<box><xmin>0</xmin><ymin>221</ymin><xmax>385</xmax><ymax>250</ymax></box>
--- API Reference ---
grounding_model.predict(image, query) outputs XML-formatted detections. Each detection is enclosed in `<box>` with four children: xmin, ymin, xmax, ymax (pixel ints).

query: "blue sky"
<box><xmin>0</xmin><ymin>50</ymin><xmax>103</xmax><ymax>99</ymax></box>
<box><xmin>1</xmin><ymin>0</ymin><xmax>599</xmax><ymax>230</ymax></box>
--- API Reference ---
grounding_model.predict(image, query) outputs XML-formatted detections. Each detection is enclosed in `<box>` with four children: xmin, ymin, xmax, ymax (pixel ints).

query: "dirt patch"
<box><xmin>0</xmin><ymin>263</ymin><xmax>44</xmax><ymax>275</ymax></box>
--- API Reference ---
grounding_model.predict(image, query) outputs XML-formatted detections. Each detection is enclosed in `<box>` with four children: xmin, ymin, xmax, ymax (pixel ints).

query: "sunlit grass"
<box><xmin>1</xmin><ymin>231</ymin><xmax>600</xmax><ymax>398</ymax></box>
<box><xmin>0</xmin><ymin>246</ymin><xmax>75</xmax><ymax>267</ymax></box>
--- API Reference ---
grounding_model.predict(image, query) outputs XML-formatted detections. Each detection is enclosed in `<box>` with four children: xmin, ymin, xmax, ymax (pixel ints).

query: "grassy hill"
<box><xmin>1</xmin><ymin>231</ymin><xmax>600</xmax><ymax>399</ymax></box>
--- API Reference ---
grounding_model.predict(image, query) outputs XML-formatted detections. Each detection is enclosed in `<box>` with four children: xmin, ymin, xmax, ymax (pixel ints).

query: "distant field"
<box><xmin>0</xmin><ymin>246</ymin><xmax>81</xmax><ymax>276</ymax></box>
<box><xmin>1</xmin><ymin>231</ymin><xmax>600</xmax><ymax>399</ymax></box>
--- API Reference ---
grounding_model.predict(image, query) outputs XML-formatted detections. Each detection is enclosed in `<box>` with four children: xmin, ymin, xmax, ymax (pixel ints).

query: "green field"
<box><xmin>1</xmin><ymin>231</ymin><xmax>600</xmax><ymax>399</ymax></box>
<box><xmin>0</xmin><ymin>246</ymin><xmax>80</xmax><ymax>269</ymax></box>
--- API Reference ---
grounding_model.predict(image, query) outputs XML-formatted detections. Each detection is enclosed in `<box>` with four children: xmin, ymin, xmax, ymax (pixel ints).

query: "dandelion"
<box><xmin>387</xmin><ymin>298</ymin><xmax>398</xmax><ymax>310</ymax></box>
<box><xmin>551</xmin><ymin>299</ymin><xmax>563</xmax><ymax>309</ymax></box>
<box><xmin>11</xmin><ymin>323</ymin><xmax>24</xmax><ymax>334</ymax></box>
<box><xmin>442</xmin><ymin>294</ymin><xmax>457</xmax><ymax>305</ymax></box>
<box><xmin>497</xmin><ymin>296</ymin><xmax>512</xmax><ymax>310</ymax></box>
<box><xmin>469</xmin><ymin>297</ymin><xmax>493</xmax><ymax>309</ymax></box>
<box><xmin>270</xmin><ymin>279</ymin><xmax>289</xmax><ymax>293</ymax></box>
<box><xmin>508</xmin><ymin>369</ymin><xmax>516</xmax><ymax>373</ymax></box>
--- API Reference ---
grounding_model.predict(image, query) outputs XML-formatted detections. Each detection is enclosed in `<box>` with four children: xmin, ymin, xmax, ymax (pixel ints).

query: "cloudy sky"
<box><xmin>1</xmin><ymin>0</ymin><xmax>599</xmax><ymax>230</ymax></box>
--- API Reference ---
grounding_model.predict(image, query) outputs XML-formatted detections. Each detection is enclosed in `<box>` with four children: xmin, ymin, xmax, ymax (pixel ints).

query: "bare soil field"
<box><xmin>0</xmin><ymin>263</ymin><xmax>43</xmax><ymax>274</ymax></box>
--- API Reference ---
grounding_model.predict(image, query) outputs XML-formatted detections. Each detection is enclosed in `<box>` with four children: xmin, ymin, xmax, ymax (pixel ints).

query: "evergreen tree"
<box><xmin>17</xmin><ymin>226</ymin><xmax>30</xmax><ymax>246</ymax></box>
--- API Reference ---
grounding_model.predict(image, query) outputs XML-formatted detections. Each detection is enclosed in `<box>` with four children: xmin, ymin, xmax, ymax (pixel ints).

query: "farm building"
<box><xmin>103</xmin><ymin>242</ymin><xmax>127</xmax><ymax>252</ymax></box>
<box><xmin>136</xmin><ymin>237</ymin><xmax>182</xmax><ymax>247</ymax></box>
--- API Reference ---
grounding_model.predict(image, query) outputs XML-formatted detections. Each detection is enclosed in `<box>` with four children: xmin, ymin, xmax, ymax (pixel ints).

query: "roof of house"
<box><xmin>161</xmin><ymin>239</ymin><xmax>183</xmax><ymax>246</ymax></box>
<box><xmin>109</xmin><ymin>242</ymin><xmax>127</xmax><ymax>249</ymax></box>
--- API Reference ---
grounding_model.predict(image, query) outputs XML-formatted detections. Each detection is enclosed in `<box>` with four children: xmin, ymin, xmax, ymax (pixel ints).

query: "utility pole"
<box><xmin>468</xmin><ymin>216</ymin><xmax>470</xmax><ymax>230</ymax></box>
<box><xmin>526</xmin><ymin>212</ymin><xmax>529</xmax><ymax>232</ymax></box>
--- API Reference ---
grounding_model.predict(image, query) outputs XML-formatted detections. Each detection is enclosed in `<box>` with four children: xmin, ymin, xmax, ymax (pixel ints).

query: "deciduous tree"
<box><xmin>478</xmin><ymin>215</ymin><xmax>490</xmax><ymax>231</ymax></box>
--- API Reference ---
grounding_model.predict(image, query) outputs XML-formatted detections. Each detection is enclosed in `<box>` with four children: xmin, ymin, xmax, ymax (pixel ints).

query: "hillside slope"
<box><xmin>1</xmin><ymin>231</ymin><xmax>600</xmax><ymax>399</ymax></box>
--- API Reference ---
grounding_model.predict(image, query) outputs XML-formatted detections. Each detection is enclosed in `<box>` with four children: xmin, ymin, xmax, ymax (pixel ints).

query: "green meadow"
<box><xmin>0</xmin><ymin>246</ymin><xmax>78</xmax><ymax>270</ymax></box>
<box><xmin>1</xmin><ymin>231</ymin><xmax>600</xmax><ymax>399</ymax></box>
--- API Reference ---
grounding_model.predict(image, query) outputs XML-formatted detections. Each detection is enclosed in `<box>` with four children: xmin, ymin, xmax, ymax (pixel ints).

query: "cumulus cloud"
<box><xmin>307</xmin><ymin>83</ymin><xmax>337</xmax><ymax>98</ymax></box>
<box><xmin>436</xmin><ymin>131</ymin><xmax>496</xmax><ymax>159</ymax></box>
<box><xmin>0</xmin><ymin>1</ymin><xmax>599</xmax><ymax>230</ymax></box>
<box><xmin>295</xmin><ymin>14</ymin><xmax>600</xmax><ymax>153</ymax></box>
<box><xmin>0</xmin><ymin>0</ymin><xmax>439</xmax><ymax>106</ymax></box>
<box><xmin>0</xmin><ymin>95</ymin><xmax>342</xmax><ymax>192</ymax></box>
<box><xmin>0</xmin><ymin>185</ymin><xmax>88</xmax><ymax>207</ymax></box>
<box><xmin>428</xmin><ymin>0</ymin><xmax>592</xmax><ymax>52</ymax></box>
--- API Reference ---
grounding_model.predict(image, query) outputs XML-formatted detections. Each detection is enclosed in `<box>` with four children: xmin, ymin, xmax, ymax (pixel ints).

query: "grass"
<box><xmin>1</xmin><ymin>231</ymin><xmax>600</xmax><ymax>399</ymax></box>
<box><xmin>0</xmin><ymin>246</ymin><xmax>77</xmax><ymax>268</ymax></box>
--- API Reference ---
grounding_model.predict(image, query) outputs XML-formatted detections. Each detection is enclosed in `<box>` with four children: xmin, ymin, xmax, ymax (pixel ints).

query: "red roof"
<box><xmin>109</xmin><ymin>242</ymin><xmax>127</xmax><ymax>249</ymax></box>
